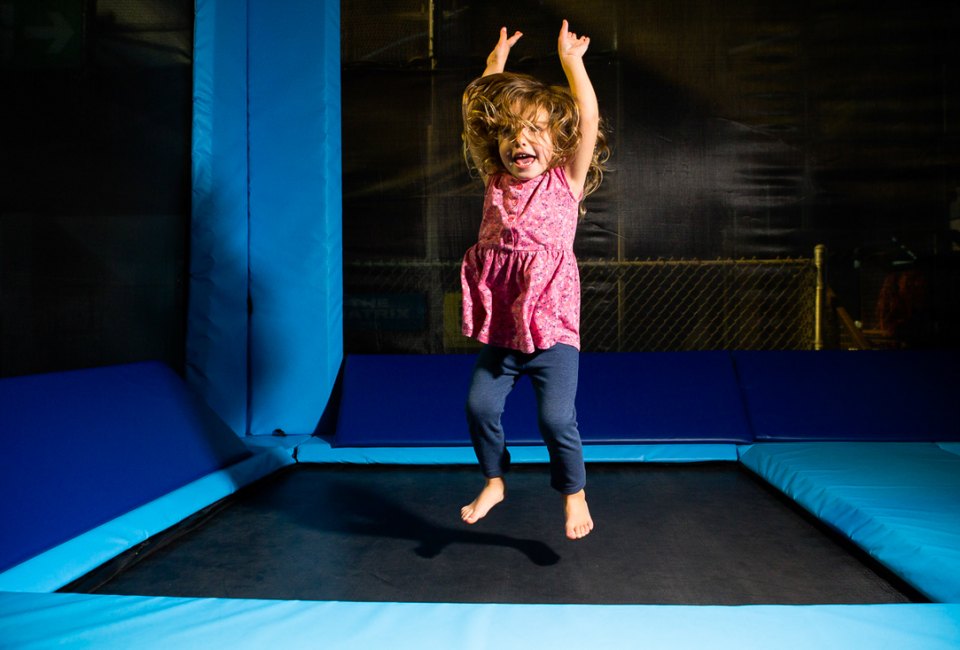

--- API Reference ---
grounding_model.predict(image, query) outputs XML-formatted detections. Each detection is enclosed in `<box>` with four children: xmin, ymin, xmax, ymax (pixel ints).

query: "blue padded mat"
<box><xmin>0</xmin><ymin>362</ymin><xmax>250</xmax><ymax>573</ymax></box>
<box><xmin>3</xmin><ymin>592</ymin><xmax>960</xmax><ymax>649</ymax></box>
<box><xmin>733</xmin><ymin>350</ymin><xmax>960</xmax><ymax>441</ymax></box>
<box><xmin>299</xmin><ymin>436</ymin><xmax>739</xmax><ymax>463</ymax></box>
<box><xmin>335</xmin><ymin>352</ymin><xmax>751</xmax><ymax>447</ymax></box>
<box><xmin>739</xmin><ymin>442</ymin><xmax>960</xmax><ymax>603</ymax></box>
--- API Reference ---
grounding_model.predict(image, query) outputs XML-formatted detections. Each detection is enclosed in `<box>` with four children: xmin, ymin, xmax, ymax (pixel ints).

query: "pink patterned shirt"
<box><xmin>461</xmin><ymin>167</ymin><xmax>581</xmax><ymax>353</ymax></box>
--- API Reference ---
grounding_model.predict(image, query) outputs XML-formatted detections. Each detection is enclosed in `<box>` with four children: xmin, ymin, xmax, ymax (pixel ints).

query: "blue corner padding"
<box><xmin>335</xmin><ymin>352</ymin><xmax>751</xmax><ymax>447</ymax></box>
<box><xmin>739</xmin><ymin>442</ymin><xmax>960</xmax><ymax>603</ymax></box>
<box><xmin>0</xmin><ymin>362</ymin><xmax>250</xmax><ymax>574</ymax></box>
<box><xmin>246</xmin><ymin>0</ymin><xmax>343</xmax><ymax>435</ymax></box>
<box><xmin>734</xmin><ymin>350</ymin><xmax>960</xmax><ymax>441</ymax></box>
<box><xmin>188</xmin><ymin>0</ymin><xmax>343</xmax><ymax>436</ymax></box>
<box><xmin>940</xmin><ymin>443</ymin><xmax>960</xmax><ymax>457</ymax></box>
<box><xmin>187</xmin><ymin>0</ymin><xmax>251</xmax><ymax>435</ymax></box>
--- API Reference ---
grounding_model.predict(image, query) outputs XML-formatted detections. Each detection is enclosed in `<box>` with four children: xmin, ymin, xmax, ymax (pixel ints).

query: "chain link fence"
<box><xmin>344</xmin><ymin>254</ymin><xmax>820</xmax><ymax>354</ymax></box>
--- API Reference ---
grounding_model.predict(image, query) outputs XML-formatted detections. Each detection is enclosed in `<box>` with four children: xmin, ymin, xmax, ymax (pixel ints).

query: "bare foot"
<box><xmin>461</xmin><ymin>477</ymin><xmax>506</xmax><ymax>524</ymax></box>
<box><xmin>564</xmin><ymin>489</ymin><xmax>593</xmax><ymax>540</ymax></box>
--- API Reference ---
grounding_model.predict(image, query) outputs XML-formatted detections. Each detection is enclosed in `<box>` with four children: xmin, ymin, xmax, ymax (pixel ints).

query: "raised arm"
<box><xmin>557</xmin><ymin>19</ymin><xmax>599</xmax><ymax>198</ymax></box>
<box><xmin>464</xmin><ymin>27</ymin><xmax>523</xmax><ymax>185</ymax></box>
<box><xmin>483</xmin><ymin>27</ymin><xmax>522</xmax><ymax>76</ymax></box>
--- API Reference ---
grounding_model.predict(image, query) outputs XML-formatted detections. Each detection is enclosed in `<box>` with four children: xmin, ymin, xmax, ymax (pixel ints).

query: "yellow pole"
<box><xmin>814</xmin><ymin>244</ymin><xmax>825</xmax><ymax>350</ymax></box>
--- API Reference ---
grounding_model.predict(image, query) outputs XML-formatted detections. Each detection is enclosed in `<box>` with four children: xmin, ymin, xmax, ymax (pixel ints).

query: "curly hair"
<box><xmin>462</xmin><ymin>72</ymin><xmax>609</xmax><ymax>213</ymax></box>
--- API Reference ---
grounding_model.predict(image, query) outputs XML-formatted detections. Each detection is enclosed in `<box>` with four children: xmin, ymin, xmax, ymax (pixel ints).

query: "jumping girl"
<box><xmin>459</xmin><ymin>21</ymin><xmax>608</xmax><ymax>540</ymax></box>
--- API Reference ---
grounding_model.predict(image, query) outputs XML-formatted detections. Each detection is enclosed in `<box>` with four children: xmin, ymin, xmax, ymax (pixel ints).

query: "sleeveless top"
<box><xmin>460</xmin><ymin>167</ymin><xmax>581</xmax><ymax>353</ymax></box>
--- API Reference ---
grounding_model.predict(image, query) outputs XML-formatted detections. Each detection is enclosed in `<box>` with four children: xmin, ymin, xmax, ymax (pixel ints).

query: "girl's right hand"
<box><xmin>484</xmin><ymin>26</ymin><xmax>522</xmax><ymax>75</ymax></box>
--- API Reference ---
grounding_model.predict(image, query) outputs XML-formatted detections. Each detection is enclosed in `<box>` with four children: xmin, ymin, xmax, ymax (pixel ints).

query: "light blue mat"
<box><xmin>739</xmin><ymin>442</ymin><xmax>960</xmax><ymax>603</ymax></box>
<box><xmin>297</xmin><ymin>436</ymin><xmax>739</xmax><ymax>464</ymax></box>
<box><xmin>2</xmin><ymin>592</ymin><xmax>959</xmax><ymax>650</ymax></box>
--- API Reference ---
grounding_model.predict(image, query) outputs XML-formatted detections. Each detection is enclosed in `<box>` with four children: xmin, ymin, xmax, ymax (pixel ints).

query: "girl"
<box><xmin>459</xmin><ymin>21</ymin><xmax>608</xmax><ymax>540</ymax></box>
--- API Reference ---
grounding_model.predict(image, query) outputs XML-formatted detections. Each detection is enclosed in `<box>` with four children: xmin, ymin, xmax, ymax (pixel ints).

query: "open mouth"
<box><xmin>512</xmin><ymin>152</ymin><xmax>536</xmax><ymax>168</ymax></box>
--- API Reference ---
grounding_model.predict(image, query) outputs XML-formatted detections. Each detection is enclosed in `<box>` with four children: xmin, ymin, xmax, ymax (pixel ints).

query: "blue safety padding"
<box><xmin>299</xmin><ymin>436</ymin><xmax>739</xmax><ymax>464</ymax></box>
<box><xmin>246</xmin><ymin>0</ymin><xmax>343</xmax><ymax>435</ymax></box>
<box><xmin>188</xmin><ymin>0</ymin><xmax>342</xmax><ymax>436</ymax></box>
<box><xmin>739</xmin><ymin>442</ymin><xmax>960</xmax><ymax>603</ymax></box>
<box><xmin>734</xmin><ymin>350</ymin><xmax>960</xmax><ymax>441</ymax></box>
<box><xmin>335</xmin><ymin>352</ymin><xmax>751</xmax><ymax>447</ymax></box>
<box><xmin>335</xmin><ymin>354</ymin><xmax>475</xmax><ymax>446</ymax></box>
<box><xmin>0</xmin><ymin>448</ymin><xmax>291</xmax><ymax>593</ymax></box>
<box><xmin>577</xmin><ymin>351</ymin><xmax>750</xmax><ymax>443</ymax></box>
<box><xmin>187</xmin><ymin>0</ymin><xmax>251</xmax><ymax>435</ymax></box>
<box><xmin>0</xmin><ymin>362</ymin><xmax>251</xmax><ymax>574</ymax></box>
<box><xmin>2</xmin><ymin>592</ymin><xmax>959</xmax><ymax>649</ymax></box>
<box><xmin>940</xmin><ymin>443</ymin><xmax>960</xmax><ymax>457</ymax></box>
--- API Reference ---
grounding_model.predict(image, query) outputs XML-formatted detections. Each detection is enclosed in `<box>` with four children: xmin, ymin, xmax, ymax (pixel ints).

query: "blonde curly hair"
<box><xmin>462</xmin><ymin>72</ymin><xmax>609</xmax><ymax>213</ymax></box>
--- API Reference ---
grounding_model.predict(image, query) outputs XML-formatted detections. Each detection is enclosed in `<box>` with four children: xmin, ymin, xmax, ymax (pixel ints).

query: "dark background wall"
<box><xmin>2</xmin><ymin>0</ymin><xmax>958</xmax><ymax>377</ymax></box>
<box><xmin>344</xmin><ymin>0</ymin><xmax>960</xmax><ymax>260</ymax></box>
<box><xmin>1</xmin><ymin>0</ymin><xmax>193</xmax><ymax>377</ymax></box>
<box><xmin>341</xmin><ymin>0</ymin><xmax>960</xmax><ymax>349</ymax></box>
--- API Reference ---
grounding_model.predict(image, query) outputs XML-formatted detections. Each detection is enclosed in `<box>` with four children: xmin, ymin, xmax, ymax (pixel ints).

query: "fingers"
<box><xmin>499</xmin><ymin>26</ymin><xmax>522</xmax><ymax>48</ymax></box>
<box><xmin>558</xmin><ymin>19</ymin><xmax>589</xmax><ymax>53</ymax></box>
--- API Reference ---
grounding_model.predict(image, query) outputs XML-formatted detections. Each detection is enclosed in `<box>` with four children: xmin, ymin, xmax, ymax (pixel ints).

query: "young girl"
<box><xmin>459</xmin><ymin>21</ymin><xmax>608</xmax><ymax>540</ymax></box>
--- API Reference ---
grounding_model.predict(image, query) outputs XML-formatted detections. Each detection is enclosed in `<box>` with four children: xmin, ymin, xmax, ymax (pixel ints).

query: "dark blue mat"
<box><xmin>734</xmin><ymin>350</ymin><xmax>960</xmax><ymax>441</ymax></box>
<box><xmin>334</xmin><ymin>352</ymin><xmax>752</xmax><ymax>446</ymax></box>
<box><xmin>0</xmin><ymin>362</ymin><xmax>250</xmax><ymax>573</ymax></box>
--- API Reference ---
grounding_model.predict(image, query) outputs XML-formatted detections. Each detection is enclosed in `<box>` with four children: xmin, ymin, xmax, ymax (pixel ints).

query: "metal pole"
<box><xmin>814</xmin><ymin>244</ymin><xmax>825</xmax><ymax>350</ymax></box>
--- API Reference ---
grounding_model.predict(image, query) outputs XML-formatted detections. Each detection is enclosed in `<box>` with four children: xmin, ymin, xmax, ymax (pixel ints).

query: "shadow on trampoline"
<box><xmin>309</xmin><ymin>479</ymin><xmax>561</xmax><ymax>566</ymax></box>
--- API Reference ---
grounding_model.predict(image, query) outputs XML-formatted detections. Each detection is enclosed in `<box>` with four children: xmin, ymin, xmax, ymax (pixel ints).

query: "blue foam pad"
<box><xmin>0</xmin><ymin>362</ymin><xmax>250</xmax><ymax>573</ymax></box>
<box><xmin>335</xmin><ymin>352</ymin><xmax>751</xmax><ymax>446</ymax></box>
<box><xmin>188</xmin><ymin>0</ymin><xmax>250</xmax><ymax>435</ymax></box>
<box><xmin>3</xmin><ymin>592</ymin><xmax>960</xmax><ymax>649</ymax></box>
<box><xmin>300</xmin><ymin>436</ymin><xmax>739</xmax><ymax>464</ymax></box>
<box><xmin>245</xmin><ymin>0</ymin><xmax>343</xmax><ymax>435</ymax></box>
<box><xmin>335</xmin><ymin>355</ymin><xmax>477</xmax><ymax>446</ymax></box>
<box><xmin>734</xmin><ymin>350</ymin><xmax>960</xmax><ymax>441</ymax></box>
<box><xmin>739</xmin><ymin>442</ymin><xmax>960</xmax><ymax>602</ymax></box>
<box><xmin>577</xmin><ymin>351</ymin><xmax>750</xmax><ymax>444</ymax></box>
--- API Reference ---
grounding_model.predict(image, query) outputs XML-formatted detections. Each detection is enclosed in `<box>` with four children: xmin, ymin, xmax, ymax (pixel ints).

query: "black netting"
<box><xmin>342</xmin><ymin>0</ymin><xmax>960</xmax><ymax>353</ymax></box>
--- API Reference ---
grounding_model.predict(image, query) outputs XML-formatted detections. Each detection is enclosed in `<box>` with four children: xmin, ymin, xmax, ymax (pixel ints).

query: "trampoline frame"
<box><xmin>3</xmin><ymin>439</ymin><xmax>960</xmax><ymax>649</ymax></box>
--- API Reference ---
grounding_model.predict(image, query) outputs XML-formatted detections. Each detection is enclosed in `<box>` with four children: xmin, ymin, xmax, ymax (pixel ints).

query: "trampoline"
<box><xmin>64</xmin><ymin>464</ymin><xmax>919</xmax><ymax>606</ymax></box>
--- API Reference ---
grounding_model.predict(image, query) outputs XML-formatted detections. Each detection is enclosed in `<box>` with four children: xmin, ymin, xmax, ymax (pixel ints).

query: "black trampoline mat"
<box><xmin>66</xmin><ymin>464</ymin><xmax>921</xmax><ymax>605</ymax></box>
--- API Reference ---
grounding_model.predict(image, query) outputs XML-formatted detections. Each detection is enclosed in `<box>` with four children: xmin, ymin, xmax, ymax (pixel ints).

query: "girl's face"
<box><xmin>497</xmin><ymin>107</ymin><xmax>554</xmax><ymax>181</ymax></box>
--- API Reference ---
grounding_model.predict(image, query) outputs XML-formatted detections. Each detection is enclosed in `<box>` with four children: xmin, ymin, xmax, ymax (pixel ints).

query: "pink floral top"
<box><xmin>461</xmin><ymin>167</ymin><xmax>581</xmax><ymax>353</ymax></box>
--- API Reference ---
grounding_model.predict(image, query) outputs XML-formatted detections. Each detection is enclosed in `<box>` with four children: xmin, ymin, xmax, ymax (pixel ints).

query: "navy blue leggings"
<box><xmin>465</xmin><ymin>343</ymin><xmax>585</xmax><ymax>494</ymax></box>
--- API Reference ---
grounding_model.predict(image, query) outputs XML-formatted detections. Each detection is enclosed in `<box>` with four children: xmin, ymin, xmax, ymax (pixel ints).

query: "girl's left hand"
<box><xmin>486</xmin><ymin>26</ymin><xmax>523</xmax><ymax>74</ymax></box>
<box><xmin>558</xmin><ymin>19</ymin><xmax>590</xmax><ymax>60</ymax></box>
